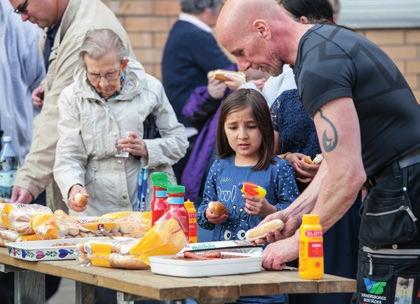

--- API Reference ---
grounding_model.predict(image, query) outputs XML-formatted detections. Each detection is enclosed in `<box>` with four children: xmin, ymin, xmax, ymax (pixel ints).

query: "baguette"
<box><xmin>207</xmin><ymin>69</ymin><xmax>246</xmax><ymax>82</ymax></box>
<box><xmin>245</xmin><ymin>219</ymin><xmax>284</xmax><ymax>241</ymax></box>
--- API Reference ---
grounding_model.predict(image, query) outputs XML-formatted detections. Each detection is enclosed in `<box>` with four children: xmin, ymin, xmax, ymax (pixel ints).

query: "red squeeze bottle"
<box><xmin>150</xmin><ymin>172</ymin><xmax>170</xmax><ymax>226</ymax></box>
<box><xmin>165</xmin><ymin>185</ymin><xmax>189</xmax><ymax>239</ymax></box>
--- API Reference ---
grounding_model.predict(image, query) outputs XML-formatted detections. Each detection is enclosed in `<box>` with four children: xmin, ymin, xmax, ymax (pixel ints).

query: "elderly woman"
<box><xmin>54</xmin><ymin>29</ymin><xmax>188</xmax><ymax>216</ymax></box>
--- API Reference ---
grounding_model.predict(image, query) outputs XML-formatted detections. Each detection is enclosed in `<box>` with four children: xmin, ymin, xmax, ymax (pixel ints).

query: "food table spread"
<box><xmin>0</xmin><ymin>248</ymin><xmax>356</xmax><ymax>304</ymax></box>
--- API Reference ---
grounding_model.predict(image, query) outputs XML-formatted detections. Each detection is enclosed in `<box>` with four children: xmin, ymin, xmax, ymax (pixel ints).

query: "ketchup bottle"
<box><xmin>166</xmin><ymin>185</ymin><xmax>189</xmax><ymax>239</ymax></box>
<box><xmin>150</xmin><ymin>172</ymin><xmax>170</xmax><ymax>226</ymax></box>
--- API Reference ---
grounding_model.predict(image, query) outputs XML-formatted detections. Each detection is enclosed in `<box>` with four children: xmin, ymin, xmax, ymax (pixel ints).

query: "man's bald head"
<box><xmin>216</xmin><ymin>0</ymin><xmax>304</xmax><ymax>75</ymax></box>
<box><xmin>216</xmin><ymin>0</ymin><xmax>279</xmax><ymax>41</ymax></box>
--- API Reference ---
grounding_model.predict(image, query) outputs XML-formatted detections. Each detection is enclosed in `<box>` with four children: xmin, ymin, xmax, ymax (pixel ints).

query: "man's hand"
<box><xmin>11</xmin><ymin>186</ymin><xmax>33</xmax><ymax>204</ymax></box>
<box><xmin>254</xmin><ymin>209</ymin><xmax>301</xmax><ymax>244</ymax></box>
<box><xmin>32</xmin><ymin>85</ymin><xmax>44</xmax><ymax>109</ymax></box>
<box><xmin>262</xmin><ymin>232</ymin><xmax>300</xmax><ymax>270</ymax></box>
<box><xmin>68</xmin><ymin>184</ymin><xmax>89</xmax><ymax>212</ymax></box>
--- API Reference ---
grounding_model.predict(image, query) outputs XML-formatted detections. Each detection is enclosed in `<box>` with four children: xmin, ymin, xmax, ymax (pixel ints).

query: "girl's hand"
<box><xmin>205</xmin><ymin>208</ymin><xmax>229</xmax><ymax>224</ymax></box>
<box><xmin>244</xmin><ymin>195</ymin><xmax>276</xmax><ymax>217</ymax></box>
<box><xmin>68</xmin><ymin>184</ymin><xmax>89</xmax><ymax>212</ymax></box>
<box><xmin>118</xmin><ymin>132</ymin><xmax>148</xmax><ymax>158</ymax></box>
<box><xmin>208</xmin><ymin>77</ymin><xmax>227</xmax><ymax>99</ymax></box>
<box><xmin>284</xmin><ymin>153</ymin><xmax>320</xmax><ymax>183</ymax></box>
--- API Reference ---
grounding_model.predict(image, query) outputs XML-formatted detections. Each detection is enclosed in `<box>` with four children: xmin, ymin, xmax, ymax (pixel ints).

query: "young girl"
<box><xmin>197</xmin><ymin>88</ymin><xmax>299</xmax><ymax>242</ymax></box>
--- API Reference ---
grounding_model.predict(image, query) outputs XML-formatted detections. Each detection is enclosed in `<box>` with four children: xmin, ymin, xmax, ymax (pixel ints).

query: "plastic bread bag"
<box><xmin>100</xmin><ymin>211</ymin><xmax>151</xmax><ymax>237</ymax></box>
<box><xmin>32</xmin><ymin>210</ymin><xmax>81</xmax><ymax>240</ymax></box>
<box><xmin>79</xmin><ymin>212</ymin><xmax>151</xmax><ymax>238</ymax></box>
<box><xmin>130</xmin><ymin>216</ymin><xmax>188</xmax><ymax>265</ymax></box>
<box><xmin>2</xmin><ymin>204</ymin><xmax>52</xmax><ymax>235</ymax></box>
<box><xmin>0</xmin><ymin>228</ymin><xmax>19</xmax><ymax>243</ymax></box>
<box><xmin>77</xmin><ymin>238</ymin><xmax>148</xmax><ymax>269</ymax></box>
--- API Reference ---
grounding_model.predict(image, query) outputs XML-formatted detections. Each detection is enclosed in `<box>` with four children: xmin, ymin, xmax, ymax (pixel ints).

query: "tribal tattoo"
<box><xmin>319</xmin><ymin>110</ymin><xmax>338</xmax><ymax>152</ymax></box>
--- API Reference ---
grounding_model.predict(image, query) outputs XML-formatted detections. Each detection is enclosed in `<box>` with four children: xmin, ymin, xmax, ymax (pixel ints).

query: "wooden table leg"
<box><xmin>14</xmin><ymin>270</ymin><xmax>45</xmax><ymax>304</ymax></box>
<box><xmin>75</xmin><ymin>282</ymin><xmax>95</xmax><ymax>304</ymax></box>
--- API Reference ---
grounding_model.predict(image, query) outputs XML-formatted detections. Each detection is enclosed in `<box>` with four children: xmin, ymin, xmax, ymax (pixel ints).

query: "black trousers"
<box><xmin>355</xmin><ymin>159</ymin><xmax>420</xmax><ymax>304</ymax></box>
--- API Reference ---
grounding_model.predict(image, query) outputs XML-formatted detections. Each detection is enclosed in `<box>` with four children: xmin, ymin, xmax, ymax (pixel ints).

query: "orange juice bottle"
<box><xmin>299</xmin><ymin>214</ymin><xmax>324</xmax><ymax>280</ymax></box>
<box><xmin>184</xmin><ymin>200</ymin><xmax>198</xmax><ymax>243</ymax></box>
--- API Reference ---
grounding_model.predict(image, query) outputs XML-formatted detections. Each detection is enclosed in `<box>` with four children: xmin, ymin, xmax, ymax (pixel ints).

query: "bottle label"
<box><xmin>168</xmin><ymin>197</ymin><xmax>184</xmax><ymax>205</ymax></box>
<box><xmin>308</xmin><ymin>241</ymin><xmax>323</xmax><ymax>257</ymax></box>
<box><xmin>305</xmin><ymin>230</ymin><xmax>322</xmax><ymax>237</ymax></box>
<box><xmin>0</xmin><ymin>170</ymin><xmax>16</xmax><ymax>198</ymax></box>
<box><xmin>156</xmin><ymin>190</ymin><xmax>167</xmax><ymax>198</ymax></box>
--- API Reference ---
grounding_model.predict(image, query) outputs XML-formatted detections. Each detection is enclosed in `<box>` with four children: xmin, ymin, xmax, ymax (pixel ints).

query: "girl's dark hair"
<box><xmin>217</xmin><ymin>89</ymin><xmax>274</xmax><ymax>170</ymax></box>
<box><xmin>279</xmin><ymin>0</ymin><xmax>334</xmax><ymax>24</ymax></box>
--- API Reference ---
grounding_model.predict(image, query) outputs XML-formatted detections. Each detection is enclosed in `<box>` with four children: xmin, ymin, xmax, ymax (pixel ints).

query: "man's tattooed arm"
<box><xmin>319</xmin><ymin>109</ymin><xmax>338</xmax><ymax>152</ymax></box>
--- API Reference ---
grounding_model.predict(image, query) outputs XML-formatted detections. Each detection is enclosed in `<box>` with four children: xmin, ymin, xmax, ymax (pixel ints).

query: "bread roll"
<box><xmin>110</xmin><ymin>253</ymin><xmax>149</xmax><ymax>270</ymax></box>
<box><xmin>75</xmin><ymin>193</ymin><xmax>88</xmax><ymax>207</ymax></box>
<box><xmin>313</xmin><ymin>154</ymin><xmax>324</xmax><ymax>164</ymax></box>
<box><xmin>207</xmin><ymin>69</ymin><xmax>246</xmax><ymax>82</ymax></box>
<box><xmin>303</xmin><ymin>156</ymin><xmax>313</xmax><ymax>164</ymax></box>
<box><xmin>245</xmin><ymin>219</ymin><xmax>284</xmax><ymax>241</ymax></box>
<box><xmin>208</xmin><ymin>201</ymin><xmax>228</xmax><ymax>216</ymax></box>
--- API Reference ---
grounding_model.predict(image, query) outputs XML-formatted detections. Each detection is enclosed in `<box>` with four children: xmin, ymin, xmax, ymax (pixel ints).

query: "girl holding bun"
<box><xmin>197</xmin><ymin>89</ymin><xmax>299</xmax><ymax>241</ymax></box>
<box><xmin>197</xmin><ymin>89</ymin><xmax>299</xmax><ymax>304</ymax></box>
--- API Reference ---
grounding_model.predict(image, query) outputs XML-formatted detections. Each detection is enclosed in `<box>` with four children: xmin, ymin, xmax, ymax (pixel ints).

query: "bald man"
<box><xmin>217</xmin><ymin>0</ymin><xmax>420</xmax><ymax>302</ymax></box>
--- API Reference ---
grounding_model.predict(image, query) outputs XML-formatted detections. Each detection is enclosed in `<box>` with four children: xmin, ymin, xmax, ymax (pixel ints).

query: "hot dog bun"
<box><xmin>245</xmin><ymin>219</ymin><xmax>284</xmax><ymax>241</ymax></box>
<box><xmin>208</xmin><ymin>201</ymin><xmax>228</xmax><ymax>216</ymax></box>
<box><xmin>312</xmin><ymin>154</ymin><xmax>324</xmax><ymax>164</ymax></box>
<box><xmin>110</xmin><ymin>253</ymin><xmax>149</xmax><ymax>270</ymax></box>
<box><xmin>207</xmin><ymin>69</ymin><xmax>246</xmax><ymax>82</ymax></box>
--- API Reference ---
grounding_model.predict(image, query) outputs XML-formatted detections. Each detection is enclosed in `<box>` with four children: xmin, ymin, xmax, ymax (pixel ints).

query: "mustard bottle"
<box><xmin>184</xmin><ymin>200</ymin><xmax>198</xmax><ymax>243</ymax></box>
<box><xmin>299</xmin><ymin>214</ymin><xmax>324</xmax><ymax>280</ymax></box>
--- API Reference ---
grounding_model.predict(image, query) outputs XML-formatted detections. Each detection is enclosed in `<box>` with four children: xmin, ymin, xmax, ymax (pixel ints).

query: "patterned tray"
<box><xmin>7</xmin><ymin>238</ymin><xmax>98</xmax><ymax>261</ymax></box>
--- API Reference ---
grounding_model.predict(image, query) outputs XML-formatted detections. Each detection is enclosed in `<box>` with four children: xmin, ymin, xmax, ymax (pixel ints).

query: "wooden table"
<box><xmin>0</xmin><ymin>248</ymin><xmax>356</xmax><ymax>304</ymax></box>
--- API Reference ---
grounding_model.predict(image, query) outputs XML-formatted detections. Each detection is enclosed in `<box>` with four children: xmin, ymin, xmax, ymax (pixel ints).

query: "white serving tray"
<box><xmin>150</xmin><ymin>252</ymin><xmax>263</xmax><ymax>277</ymax></box>
<box><xmin>7</xmin><ymin>237</ymin><xmax>103</xmax><ymax>261</ymax></box>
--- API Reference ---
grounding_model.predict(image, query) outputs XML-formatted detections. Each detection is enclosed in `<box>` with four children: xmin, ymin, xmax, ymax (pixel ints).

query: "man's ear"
<box><xmin>299</xmin><ymin>16</ymin><xmax>310</xmax><ymax>24</ymax></box>
<box><xmin>120</xmin><ymin>58</ymin><xmax>129</xmax><ymax>70</ymax></box>
<box><xmin>253</xmin><ymin>19</ymin><xmax>271</xmax><ymax>40</ymax></box>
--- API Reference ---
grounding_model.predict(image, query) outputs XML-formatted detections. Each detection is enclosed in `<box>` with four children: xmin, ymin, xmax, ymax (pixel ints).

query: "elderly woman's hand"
<box><xmin>68</xmin><ymin>184</ymin><xmax>89</xmax><ymax>212</ymax></box>
<box><xmin>118</xmin><ymin>131</ymin><xmax>148</xmax><ymax>159</ymax></box>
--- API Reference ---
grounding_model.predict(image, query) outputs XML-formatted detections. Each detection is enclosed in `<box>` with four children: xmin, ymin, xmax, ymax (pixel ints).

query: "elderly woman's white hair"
<box><xmin>79</xmin><ymin>28</ymin><xmax>129</xmax><ymax>65</ymax></box>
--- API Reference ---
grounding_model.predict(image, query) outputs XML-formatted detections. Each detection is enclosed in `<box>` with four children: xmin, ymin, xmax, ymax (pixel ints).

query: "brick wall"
<box><xmin>104</xmin><ymin>0</ymin><xmax>420</xmax><ymax>102</ymax></box>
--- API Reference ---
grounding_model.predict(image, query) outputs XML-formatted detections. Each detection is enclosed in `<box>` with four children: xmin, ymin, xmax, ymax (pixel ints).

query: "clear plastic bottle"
<box><xmin>150</xmin><ymin>172</ymin><xmax>170</xmax><ymax>225</ymax></box>
<box><xmin>184</xmin><ymin>200</ymin><xmax>197</xmax><ymax>243</ymax></box>
<box><xmin>0</xmin><ymin>136</ymin><xmax>18</xmax><ymax>199</ymax></box>
<box><xmin>165</xmin><ymin>185</ymin><xmax>189</xmax><ymax>239</ymax></box>
<box><xmin>299</xmin><ymin>214</ymin><xmax>324</xmax><ymax>280</ymax></box>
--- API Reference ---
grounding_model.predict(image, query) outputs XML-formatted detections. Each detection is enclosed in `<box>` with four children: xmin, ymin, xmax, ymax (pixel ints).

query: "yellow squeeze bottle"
<box><xmin>299</xmin><ymin>214</ymin><xmax>324</xmax><ymax>280</ymax></box>
<box><xmin>184</xmin><ymin>200</ymin><xmax>198</xmax><ymax>243</ymax></box>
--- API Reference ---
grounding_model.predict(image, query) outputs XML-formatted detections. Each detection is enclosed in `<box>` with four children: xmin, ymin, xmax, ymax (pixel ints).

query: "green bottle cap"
<box><xmin>150</xmin><ymin>172</ymin><xmax>169</xmax><ymax>188</ymax></box>
<box><xmin>167</xmin><ymin>185</ymin><xmax>185</xmax><ymax>194</ymax></box>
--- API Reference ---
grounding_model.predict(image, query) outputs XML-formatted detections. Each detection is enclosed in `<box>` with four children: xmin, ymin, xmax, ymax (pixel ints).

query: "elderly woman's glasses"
<box><xmin>86</xmin><ymin>70</ymin><xmax>121</xmax><ymax>83</ymax></box>
<box><xmin>14</xmin><ymin>0</ymin><xmax>29</xmax><ymax>14</ymax></box>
